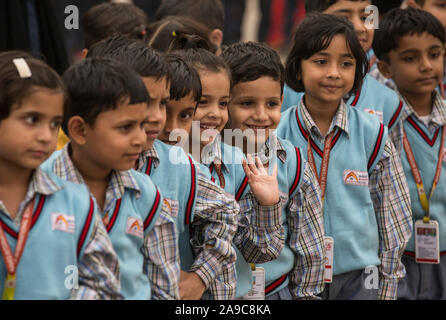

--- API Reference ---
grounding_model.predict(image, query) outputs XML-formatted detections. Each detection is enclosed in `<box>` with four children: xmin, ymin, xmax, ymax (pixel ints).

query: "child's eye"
<box><xmin>199</xmin><ymin>99</ymin><xmax>208</xmax><ymax>105</ymax></box>
<box><xmin>403</xmin><ymin>56</ymin><xmax>415</xmax><ymax>63</ymax></box>
<box><xmin>341</xmin><ymin>61</ymin><xmax>354</xmax><ymax>68</ymax></box>
<box><xmin>430</xmin><ymin>51</ymin><xmax>442</xmax><ymax>59</ymax></box>
<box><xmin>50</xmin><ymin>120</ymin><xmax>62</xmax><ymax>129</ymax></box>
<box><xmin>24</xmin><ymin>115</ymin><xmax>39</xmax><ymax>125</ymax></box>
<box><xmin>119</xmin><ymin>124</ymin><xmax>132</xmax><ymax>132</ymax></box>
<box><xmin>314</xmin><ymin>59</ymin><xmax>327</xmax><ymax>65</ymax></box>
<box><xmin>267</xmin><ymin>101</ymin><xmax>279</xmax><ymax>108</ymax></box>
<box><xmin>179</xmin><ymin>112</ymin><xmax>192</xmax><ymax>120</ymax></box>
<box><xmin>240</xmin><ymin>100</ymin><xmax>253</xmax><ymax>107</ymax></box>
<box><xmin>160</xmin><ymin>100</ymin><xmax>168</xmax><ymax>108</ymax></box>
<box><xmin>219</xmin><ymin>101</ymin><xmax>228</xmax><ymax>108</ymax></box>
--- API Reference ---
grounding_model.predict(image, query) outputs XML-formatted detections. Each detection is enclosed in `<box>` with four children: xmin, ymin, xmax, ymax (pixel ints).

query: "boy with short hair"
<box><xmin>222</xmin><ymin>41</ymin><xmax>326</xmax><ymax>300</ymax></box>
<box><xmin>42</xmin><ymin>57</ymin><xmax>180</xmax><ymax>300</ymax></box>
<box><xmin>281</xmin><ymin>0</ymin><xmax>405</xmax><ymax>135</ymax></box>
<box><xmin>154</xmin><ymin>0</ymin><xmax>225</xmax><ymax>55</ymax></box>
<box><xmin>87</xmin><ymin>35</ymin><xmax>240</xmax><ymax>300</ymax></box>
<box><xmin>373</xmin><ymin>7</ymin><xmax>446</xmax><ymax>299</ymax></box>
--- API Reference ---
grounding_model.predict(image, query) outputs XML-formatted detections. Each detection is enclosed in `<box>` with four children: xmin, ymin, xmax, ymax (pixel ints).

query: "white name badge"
<box><xmin>415</xmin><ymin>220</ymin><xmax>440</xmax><ymax>264</ymax></box>
<box><xmin>324</xmin><ymin>236</ymin><xmax>334</xmax><ymax>283</ymax></box>
<box><xmin>242</xmin><ymin>267</ymin><xmax>265</xmax><ymax>300</ymax></box>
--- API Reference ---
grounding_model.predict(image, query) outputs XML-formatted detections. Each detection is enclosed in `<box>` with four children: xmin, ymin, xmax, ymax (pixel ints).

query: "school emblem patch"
<box><xmin>51</xmin><ymin>213</ymin><xmax>75</xmax><ymax>233</ymax></box>
<box><xmin>126</xmin><ymin>217</ymin><xmax>144</xmax><ymax>238</ymax></box>
<box><xmin>343</xmin><ymin>169</ymin><xmax>368</xmax><ymax>186</ymax></box>
<box><xmin>363</xmin><ymin>109</ymin><xmax>383</xmax><ymax>123</ymax></box>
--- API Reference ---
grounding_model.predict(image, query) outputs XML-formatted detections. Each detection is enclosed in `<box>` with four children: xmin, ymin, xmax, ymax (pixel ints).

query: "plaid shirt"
<box><xmin>301</xmin><ymin>100</ymin><xmax>413</xmax><ymax>300</ymax></box>
<box><xmin>138</xmin><ymin>143</ymin><xmax>239</xmax><ymax>300</ymax></box>
<box><xmin>243</xmin><ymin>134</ymin><xmax>325</xmax><ymax>299</ymax></box>
<box><xmin>0</xmin><ymin>168</ymin><xmax>122</xmax><ymax>300</ymax></box>
<box><xmin>52</xmin><ymin>145</ymin><xmax>180</xmax><ymax>300</ymax></box>
<box><xmin>203</xmin><ymin>136</ymin><xmax>285</xmax><ymax>264</ymax></box>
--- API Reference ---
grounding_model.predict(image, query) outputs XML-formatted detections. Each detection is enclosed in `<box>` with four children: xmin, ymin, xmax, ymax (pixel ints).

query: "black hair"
<box><xmin>170</xmin><ymin>34</ymin><xmax>231</xmax><ymax>80</ymax></box>
<box><xmin>164</xmin><ymin>53</ymin><xmax>202</xmax><ymax>104</ymax></box>
<box><xmin>221</xmin><ymin>41</ymin><xmax>284</xmax><ymax>96</ymax></box>
<box><xmin>155</xmin><ymin>0</ymin><xmax>224</xmax><ymax>31</ymax></box>
<box><xmin>61</xmin><ymin>58</ymin><xmax>149</xmax><ymax>133</ymax></box>
<box><xmin>373</xmin><ymin>8</ymin><xmax>446</xmax><ymax>63</ymax></box>
<box><xmin>82</xmin><ymin>2</ymin><xmax>149</xmax><ymax>49</ymax></box>
<box><xmin>305</xmin><ymin>0</ymin><xmax>370</xmax><ymax>13</ymax></box>
<box><xmin>0</xmin><ymin>50</ymin><xmax>67</xmax><ymax>122</ymax></box>
<box><xmin>146</xmin><ymin>16</ymin><xmax>217</xmax><ymax>53</ymax></box>
<box><xmin>285</xmin><ymin>13</ymin><xmax>368</xmax><ymax>95</ymax></box>
<box><xmin>371</xmin><ymin>0</ymin><xmax>403</xmax><ymax>15</ymax></box>
<box><xmin>414</xmin><ymin>0</ymin><xmax>425</xmax><ymax>6</ymax></box>
<box><xmin>87</xmin><ymin>35</ymin><xmax>170</xmax><ymax>81</ymax></box>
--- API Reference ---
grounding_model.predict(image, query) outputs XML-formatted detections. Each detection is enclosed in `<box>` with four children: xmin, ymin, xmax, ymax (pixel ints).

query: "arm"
<box><xmin>143</xmin><ymin>205</ymin><xmax>180</xmax><ymax>300</ymax></box>
<box><xmin>183</xmin><ymin>172</ymin><xmax>239</xmax><ymax>300</ymax></box>
<box><xmin>233</xmin><ymin>156</ymin><xmax>284</xmax><ymax>263</ymax></box>
<box><xmin>287</xmin><ymin>161</ymin><xmax>325</xmax><ymax>300</ymax></box>
<box><xmin>369</xmin><ymin>138</ymin><xmax>413</xmax><ymax>300</ymax></box>
<box><xmin>71</xmin><ymin>214</ymin><xmax>123</xmax><ymax>300</ymax></box>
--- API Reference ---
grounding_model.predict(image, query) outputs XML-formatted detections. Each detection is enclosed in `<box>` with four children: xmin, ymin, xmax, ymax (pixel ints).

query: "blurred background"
<box><xmin>0</xmin><ymin>0</ymin><xmax>306</xmax><ymax>73</ymax></box>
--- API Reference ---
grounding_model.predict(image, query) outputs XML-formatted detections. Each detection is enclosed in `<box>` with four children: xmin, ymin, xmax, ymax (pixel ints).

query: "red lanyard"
<box><xmin>403</xmin><ymin>126</ymin><xmax>445</xmax><ymax>222</ymax></box>
<box><xmin>0</xmin><ymin>198</ymin><xmax>35</xmax><ymax>300</ymax></box>
<box><xmin>307</xmin><ymin>131</ymin><xmax>334</xmax><ymax>206</ymax></box>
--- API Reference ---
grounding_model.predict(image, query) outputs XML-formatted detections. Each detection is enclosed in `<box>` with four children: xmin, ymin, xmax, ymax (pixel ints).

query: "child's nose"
<box><xmin>420</xmin><ymin>55</ymin><xmax>434</xmax><ymax>71</ymax></box>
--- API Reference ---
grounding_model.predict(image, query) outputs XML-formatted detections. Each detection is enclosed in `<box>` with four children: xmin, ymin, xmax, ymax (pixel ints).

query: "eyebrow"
<box><xmin>314</xmin><ymin>52</ymin><xmax>354</xmax><ymax>58</ymax></box>
<box><xmin>399</xmin><ymin>45</ymin><xmax>443</xmax><ymax>55</ymax></box>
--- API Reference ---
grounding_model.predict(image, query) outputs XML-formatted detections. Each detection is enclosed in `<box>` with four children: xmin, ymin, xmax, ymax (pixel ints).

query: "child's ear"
<box><xmin>377</xmin><ymin>60</ymin><xmax>393</xmax><ymax>79</ymax></box>
<box><xmin>407</xmin><ymin>0</ymin><xmax>422</xmax><ymax>9</ymax></box>
<box><xmin>81</xmin><ymin>49</ymin><xmax>88</xmax><ymax>59</ymax></box>
<box><xmin>67</xmin><ymin>116</ymin><xmax>88</xmax><ymax>145</ymax></box>
<box><xmin>210</xmin><ymin>29</ymin><xmax>223</xmax><ymax>49</ymax></box>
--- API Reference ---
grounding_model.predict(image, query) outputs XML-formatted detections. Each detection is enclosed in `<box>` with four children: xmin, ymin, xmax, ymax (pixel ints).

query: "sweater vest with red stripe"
<box><xmin>400</xmin><ymin>116</ymin><xmax>446</xmax><ymax>253</ymax></box>
<box><xmin>281</xmin><ymin>75</ymin><xmax>404</xmax><ymax>132</ymax></box>
<box><xmin>0</xmin><ymin>173</ymin><xmax>96</xmax><ymax>299</ymax></box>
<box><xmin>277</xmin><ymin>105</ymin><xmax>387</xmax><ymax>275</ymax></box>
<box><xmin>139</xmin><ymin>140</ymin><xmax>198</xmax><ymax>272</ymax></box>
<box><xmin>42</xmin><ymin>152</ymin><xmax>163</xmax><ymax>299</ymax></box>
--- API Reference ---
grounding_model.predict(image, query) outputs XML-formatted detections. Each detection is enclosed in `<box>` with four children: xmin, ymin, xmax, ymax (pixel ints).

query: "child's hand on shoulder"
<box><xmin>242</xmin><ymin>154</ymin><xmax>279</xmax><ymax>206</ymax></box>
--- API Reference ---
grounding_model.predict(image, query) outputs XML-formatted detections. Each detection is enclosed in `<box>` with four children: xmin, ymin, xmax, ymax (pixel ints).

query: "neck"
<box><xmin>304</xmin><ymin>95</ymin><xmax>340</xmax><ymax>136</ymax></box>
<box><xmin>401</xmin><ymin>90</ymin><xmax>433</xmax><ymax>117</ymax></box>
<box><xmin>70</xmin><ymin>144</ymin><xmax>111</xmax><ymax>190</ymax></box>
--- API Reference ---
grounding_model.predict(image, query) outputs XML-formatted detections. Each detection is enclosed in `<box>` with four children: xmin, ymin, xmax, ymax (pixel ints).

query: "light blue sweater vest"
<box><xmin>42</xmin><ymin>152</ymin><xmax>163</xmax><ymax>299</ymax></box>
<box><xmin>0</xmin><ymin>173</ymin><xmax>96</xmax><ymax>299</ymax></box>
<box><xmin>138</xmin><ymin>140</ymin><xmax>198</xmax><ymax>271</ymax></box>
<box><xmin>277</xmin><ymin>105</ymin><xmax>387</xmax><ymax>275</ymax></box>
<box><xmin>401</xmin><ymin>116</ymin><xmax>446</xmax><ymax>253</ymax></box>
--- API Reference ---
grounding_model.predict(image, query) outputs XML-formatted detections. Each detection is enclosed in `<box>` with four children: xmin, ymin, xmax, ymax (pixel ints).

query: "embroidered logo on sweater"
<box><xmin>343</xmin><ymin>169</ymin><xmax>369</xmax><ymax>186</ymax></box>
<box><xmin>363</xmin><ymin>109</ymin><xmax>383</xmax><ymax>123</ymax></box>
<box><xmin>51</xmin><ymin>213</ymin><xmax>75</xmax><ymax>233</ymax></box>
<box><xmin>126</xmin><ymin>217</ymin><xmax>143</xmax><ymax>238</ymax></box>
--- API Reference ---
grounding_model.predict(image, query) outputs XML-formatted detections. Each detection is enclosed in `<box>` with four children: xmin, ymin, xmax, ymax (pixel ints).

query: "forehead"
<box><xmin>97</xmin><ymin>101</ymin><xmax>148</xmax><ymax>121</ymax></box>
<box><xmin>324</xmin><ymin>0</ymin><xmax>371</xmax><ymax>13</ymax></box>
<box><xmin>199</xmin><ymin>70</ymin><xmax>230</xmax><ymax>93</ymax></box>
<box><xmin>142</xmin><ymin>76</ymin><xmax>170</xmax><ymax>96</ymax></box>
<box><xmin>167</xmin><ymin>92</ymin><xmax>196</xmax><ymax>110</ymax></box>
<box><xmin>11</xmin><ymin>88</ymin><xmax>64</xmax><ymax>115</ymax></box>
<box><xmin>394</xmin><ymin>32</ymin><xmax>444</xmax><ymax>53</ymax></box>
<box><xmin>311</xmin><ymin>34</ymin><xmax>354</xmax><ymax>56</ymax></box>
<box><xmin>231</xmin><ymin>77</ymin><xmax>281</xmax><ymax>97</ymax></box>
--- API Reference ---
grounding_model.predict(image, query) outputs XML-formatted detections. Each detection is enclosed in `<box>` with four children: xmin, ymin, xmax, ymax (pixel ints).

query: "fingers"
<box><xmin>246</xmin><ymin>154</ymin><xmax>259</xmax><ymax>175</ymax></box>
<box><xmin>255</xmin><ymin>156</ymin><xmax>267</xmax><ymax>174</ymax></box>
<box><xmin>242</xmin><ymin>158</ymin><xmax>252</xmax><ymax>178</ymax></box>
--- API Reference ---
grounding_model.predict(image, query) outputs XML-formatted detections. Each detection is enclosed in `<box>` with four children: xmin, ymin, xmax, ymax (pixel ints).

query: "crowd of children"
<box><xmin>0</xmin><ymin>0</ymin><xmax>445</xmax><ymax>300</ymax></box>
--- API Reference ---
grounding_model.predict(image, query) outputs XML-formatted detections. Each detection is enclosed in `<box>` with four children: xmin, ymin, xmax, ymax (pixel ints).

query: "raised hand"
<box><xmin>242</xmin><ymin>154</ymin><xmax>280</xmax><ymax>206</ymax></box>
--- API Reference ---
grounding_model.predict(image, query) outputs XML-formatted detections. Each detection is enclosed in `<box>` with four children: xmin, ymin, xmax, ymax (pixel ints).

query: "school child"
<box><xmin>41</xmin><ymin>57</ymin><xmax>180</xmax><ymax>300</ymax></box>
<box><xmin>87</xmin><ymin>35</ymin><xmax>240</xmax><ymax>300</ymax></box>
<box><xmin>277</xmin><ymin>13</ymin><xmax>413</xmax><ymax>300</ymax></box>
<box><xmin>281</xmin><ymin>0</ymin><xmax>405</xmax><ymax>134</ymax></box>
<box><xmin>407</xmin><ymin>0</ymin><xmax>446</xmax><ymax>98</ymax></box>
<box><xmin>154</xmin><ymin>0</ymin><xmax>225</xmax><ymax>55</ymax></box>
<box><xmin>0</xmin><ymin>51</ymin><xmax>121</xmax><ymax>299</ymax></box>
<box><xmin>373</xmin><ymin>7</ymin><xmax>446</xmax><ymax>299</ymax></box>
<box><xmin>146</xmin><ymin>16</ymin><xmax>218</xmax><ymax>53</ymax></box>
<box><xmin>221</xmin><ymin>41</ymin><xmax>326</xmax><ymax>300</ymax></box>
<box><xmin>56</xmin><ymin>2</ymin><xmax>151</xmax><ymax>151</ymax></box>
<box><xmin>172</xmin><ymin>41</ymin><xmax>289</xmax><ymax>299</ymax></box>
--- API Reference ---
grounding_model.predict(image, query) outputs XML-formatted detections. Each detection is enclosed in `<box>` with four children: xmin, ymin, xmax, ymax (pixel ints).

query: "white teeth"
<box><xmin>248</xmin><ymin>126</ymin><xmax>267</xmax><ymax>129</ymax></box>
<box><xmin>200</xmin><ymin>125</ymin><xmax>217</xmax><ymax>129</ymax></box>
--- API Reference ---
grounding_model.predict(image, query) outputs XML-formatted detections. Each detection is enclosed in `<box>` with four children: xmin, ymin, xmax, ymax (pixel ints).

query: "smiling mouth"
<box><xmin>200</xmin><ymin>124</ymin><xmax>219</xmax><ymax>130</ymax></box>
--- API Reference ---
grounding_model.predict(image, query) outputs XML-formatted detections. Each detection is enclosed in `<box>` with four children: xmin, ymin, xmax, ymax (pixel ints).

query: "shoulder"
<box><xmin>364</xmin><ymin>74</ymin><xmax>400</xmax><ymax>104</ymax></box>
<box><xmin>40</xmin><ymin>149</ymin><xmax>62</xmax><ymax>172</ymax></box>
